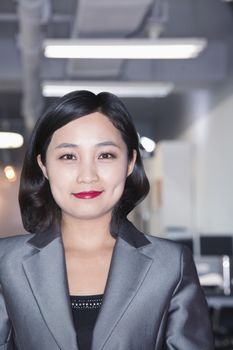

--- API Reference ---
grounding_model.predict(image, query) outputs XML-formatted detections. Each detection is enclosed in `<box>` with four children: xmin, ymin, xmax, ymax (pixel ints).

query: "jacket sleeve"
<box><xmin>163</xmin><ymin>246</ymin><xmax>214</xmax><ymax>350</ymax></box>
<box><xmin>0</xmin><ymin>284</ymin><xmax>14</xmax><ymax>350</ymax></box>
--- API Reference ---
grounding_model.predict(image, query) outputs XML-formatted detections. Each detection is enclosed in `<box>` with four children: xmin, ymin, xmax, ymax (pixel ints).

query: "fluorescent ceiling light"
<box><xmin>42</xmin><ymin>81</ymin><xmax>174</xmax><ymax>98</ymax></box>
<box><xmin>0</xmin><ymin>132</ymin><xmax>24</xmax><ymax>149</ymax></box>
<box><xmin>43</xmin><ymin>38</ymin><xmax>207</xmax><ymax>60</ymax></box>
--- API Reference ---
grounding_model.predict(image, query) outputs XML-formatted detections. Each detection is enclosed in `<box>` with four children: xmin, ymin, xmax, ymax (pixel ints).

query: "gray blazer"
<box><xmin>0</xmin><ymin>219</ymin><xmax>214</xmax><ymax>350</ymax></box>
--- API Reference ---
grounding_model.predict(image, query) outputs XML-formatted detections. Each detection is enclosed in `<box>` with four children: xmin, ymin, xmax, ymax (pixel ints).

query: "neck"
<box><xmin>61</xmin><ymin>214</ymin><xmax>116</xmax><ymax>252</ymax></box>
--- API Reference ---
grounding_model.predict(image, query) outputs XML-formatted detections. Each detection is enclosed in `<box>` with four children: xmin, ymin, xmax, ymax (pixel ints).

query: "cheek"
<box><xmin>45</xmin><ymin>166</ymin><xmax>74</xmax><ymax>201</ymax></box>
<box><xmin>100</xmin><ymin>162</ymin><xmax>128</xmax><ymax>184</ymax></box>
<box><xmin>105</xmin><ymin>170</ymin><xmax>128</xmax><ymax>194</ymax></box>
<box><xmin>47</xmin><ymin>163</ymin><xmax>74</xmax><ymax>182</ymax></box>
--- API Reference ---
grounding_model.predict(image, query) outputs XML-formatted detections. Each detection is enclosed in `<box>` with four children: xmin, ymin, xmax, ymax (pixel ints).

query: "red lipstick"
<box><xmin>73</xmin><ymin>191</ymin><xmax>103</xmax><ymax>199</ymax></box>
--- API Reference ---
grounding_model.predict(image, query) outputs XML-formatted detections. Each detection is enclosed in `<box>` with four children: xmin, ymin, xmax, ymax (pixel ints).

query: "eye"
<box><xmin>59</xmin><ymin>153</ymin><xmax>76</xmax><ymax>160</ymax></box>
<box><xmin>99</xmin><ymin>152</ymin><xmax>116</xmax><ymax>160</ymax></box>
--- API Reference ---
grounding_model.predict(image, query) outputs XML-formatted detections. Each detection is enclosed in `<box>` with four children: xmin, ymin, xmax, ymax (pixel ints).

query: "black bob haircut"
<box><xmin>19</xmin><ymin>90</ymin><xmax>150</xmax><ymax>235</ymax></box>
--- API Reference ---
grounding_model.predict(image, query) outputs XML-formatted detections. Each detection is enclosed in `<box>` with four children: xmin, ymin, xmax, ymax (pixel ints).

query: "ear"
<box><xmin>37</xmin><ymin>154</ymin><xmax>49</xmax><ymax>179</ymax></box>
<box><xmin>127</xmin><ymin>149</ymin><xmax>137</xmax><ymax>177</ymax></box>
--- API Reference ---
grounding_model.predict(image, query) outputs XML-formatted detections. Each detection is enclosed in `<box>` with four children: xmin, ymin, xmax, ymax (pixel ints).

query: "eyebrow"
<box><xmin>55</xmin><ymin>141</ymin><xmax>121</xmax><ymax>149</ymax></box>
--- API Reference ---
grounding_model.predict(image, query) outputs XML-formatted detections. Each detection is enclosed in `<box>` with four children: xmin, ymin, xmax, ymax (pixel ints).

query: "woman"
<box><xmin>0</xmin><ymin>90</ymin><xmax>213</xmax><ymax>350</ymax></box>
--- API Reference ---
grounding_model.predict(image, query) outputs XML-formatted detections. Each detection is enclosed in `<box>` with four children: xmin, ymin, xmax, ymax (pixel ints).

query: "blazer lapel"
<box><xmin>92</xmin><ymin>219</ymin><xmax>153</xmax><ymax>350</ymax></box>
<box><xmin>22</xmin><ymin>228</ymin><xmax>78</xmax><ymax>350</ymax></box>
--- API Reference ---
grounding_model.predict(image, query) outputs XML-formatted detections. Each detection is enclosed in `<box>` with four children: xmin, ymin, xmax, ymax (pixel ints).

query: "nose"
<box><xmin>76</xmin><ymin>159</ymin><xmax>98</xmax><ymax>184</ymax></box>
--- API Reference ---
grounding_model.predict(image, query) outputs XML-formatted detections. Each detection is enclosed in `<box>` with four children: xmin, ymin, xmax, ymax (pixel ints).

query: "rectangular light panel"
<box><xmin>43</xmin><ymin>38</ymin><xmax>207</xmax><ymax>60</ymax></box>
<box><xmin>42</xmin><ymin>81</ymin><xmax>174</xmax><ymax>98</ymax></box>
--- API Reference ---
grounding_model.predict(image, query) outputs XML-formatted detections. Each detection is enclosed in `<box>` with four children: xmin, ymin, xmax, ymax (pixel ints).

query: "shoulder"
<box><xmin>0</xmin><ymin>232</ymin><xmax>33</xmax><ymax>246</ymax></box>
<box><xmin>120</xmin><ymin>219</ymin><xmax>185</xmax><ymax>254</ymax></box>
<box><xmin>145</xmin><ymin>233</ymin><xmax>185</xmax><ymax>253</ymax></box>
<box><xmin>143</xmin><ymin>232</ymin><xmax>196</xmax><ymax>280</ymax></box>
<box><xmin>121</xmin><ymin>219</ymin><xmax>190</xmax><ymax>261</ymax></box>
<box><xmin>141</xmin><ymin>233</ymin><xmax>198</xmax><ymax>289</ymax></box>
<box><xmin>0</xmin><ymin>233</ymin><xmax>35</xmax><ymax>262</ymax></box>
<box><xmin>145</xmin><ymin>232</ymin><xmax>193</xmax><ymax>262</ymax></box>
<box><xmin>139</xmin><ymin>231</ymin><xmax>194</xmax><ymax>274</ymax></box>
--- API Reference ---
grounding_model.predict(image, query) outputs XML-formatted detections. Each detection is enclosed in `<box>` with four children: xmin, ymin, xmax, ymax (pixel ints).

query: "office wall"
<box><xmin>180</xmin><ymin>87</ymin><xmax>233</xmax><ymax>233</ymax></box>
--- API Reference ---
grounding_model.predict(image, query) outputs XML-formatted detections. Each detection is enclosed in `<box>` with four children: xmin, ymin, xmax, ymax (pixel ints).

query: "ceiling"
<box><xmin>0</xmin><ymin>0</ymin><xmax>233</xmax><ymax>162</ymax></box>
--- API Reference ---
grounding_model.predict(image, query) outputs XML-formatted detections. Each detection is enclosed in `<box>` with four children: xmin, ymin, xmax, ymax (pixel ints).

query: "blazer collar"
<box><xmin>117</xmin><ymin>218</ymin><xmax>151</xmax><ymax>248</ymax></box>
<box><xmin>27</xmin><ymin>222</ymin><xmax>60</xmax><ymax>249</ymax></box>
<box><xmin>27</xmin><ymin>218</ymin><xmax>151</xmax><ymax>250</ymax></box>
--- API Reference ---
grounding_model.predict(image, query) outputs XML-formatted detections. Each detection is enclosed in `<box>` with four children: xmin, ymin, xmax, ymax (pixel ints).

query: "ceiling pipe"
<box><xmin>17</xmin><ymin>0</ymin><xmax>50</xmax><ymax>131</ymax></box>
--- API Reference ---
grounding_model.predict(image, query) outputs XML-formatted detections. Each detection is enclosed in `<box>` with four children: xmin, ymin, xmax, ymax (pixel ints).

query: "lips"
<box><xmin>72</xmin><ymin>191</ymin><xmax>103</xmax><ymax>199</ymax></box>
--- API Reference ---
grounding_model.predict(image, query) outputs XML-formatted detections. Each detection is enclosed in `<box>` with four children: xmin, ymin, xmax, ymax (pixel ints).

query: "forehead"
<box><xmin>50</xmin><ymin>112</ymin><xmax>125</xmax><ymax>146</ymax></box>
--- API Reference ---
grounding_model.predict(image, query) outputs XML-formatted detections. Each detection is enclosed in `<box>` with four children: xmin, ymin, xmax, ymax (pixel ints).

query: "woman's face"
<box><xmin>37</xmin><ymin>112</ymin><xmax>136</xmax><ymax>224</ymax></box>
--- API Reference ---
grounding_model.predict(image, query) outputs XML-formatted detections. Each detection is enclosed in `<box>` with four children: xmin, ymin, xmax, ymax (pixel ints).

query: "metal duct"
<box><xmin>67</xmin><ymin>0</ymin><xmax>156</xmax><ymax>79</ymax></box>
<box><xmin>17</xmin><ymin>0</ymin><xmax>49</xmax><ymax>131</ymax></box>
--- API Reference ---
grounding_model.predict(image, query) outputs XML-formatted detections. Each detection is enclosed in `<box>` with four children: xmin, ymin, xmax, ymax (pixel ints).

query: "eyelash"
<box><xmin>59</xmin><ymin>154</ymin><xmax>76</xmax><ymax>160</ymax></box>
<box><xmin>59</xmin><ymin>152</ymin><xmax>116</xmax><ymax>160</ymax></box>
<box><xmin>99</xmin><ymin>152</ymin><xmax>116</xmax><ymax>159</ymax></box>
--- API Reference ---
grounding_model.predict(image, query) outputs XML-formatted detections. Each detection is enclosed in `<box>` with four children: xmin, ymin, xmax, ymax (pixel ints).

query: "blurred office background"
<box><xmin>0</xmin><ymin>0</ymin><xmax>233</xmax><ymax>348</ymax></box>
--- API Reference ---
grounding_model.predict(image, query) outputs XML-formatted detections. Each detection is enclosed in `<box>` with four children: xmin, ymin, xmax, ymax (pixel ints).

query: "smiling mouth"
<box><xmin>72</xmin><ymin>191</ymin><xmax>103</xmax><ymax>199</ymax></box>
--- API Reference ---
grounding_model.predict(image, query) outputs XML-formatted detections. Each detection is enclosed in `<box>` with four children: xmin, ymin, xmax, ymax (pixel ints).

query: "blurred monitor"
<box><xmin>200</xmin><ymin>235</ymin><xmax>233</xmax><ymax>256</ymax></box>
<box><xmin>194</xmin><ymin>256</ymin><xmax>224</xmax><ymax>294</ymax></box>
